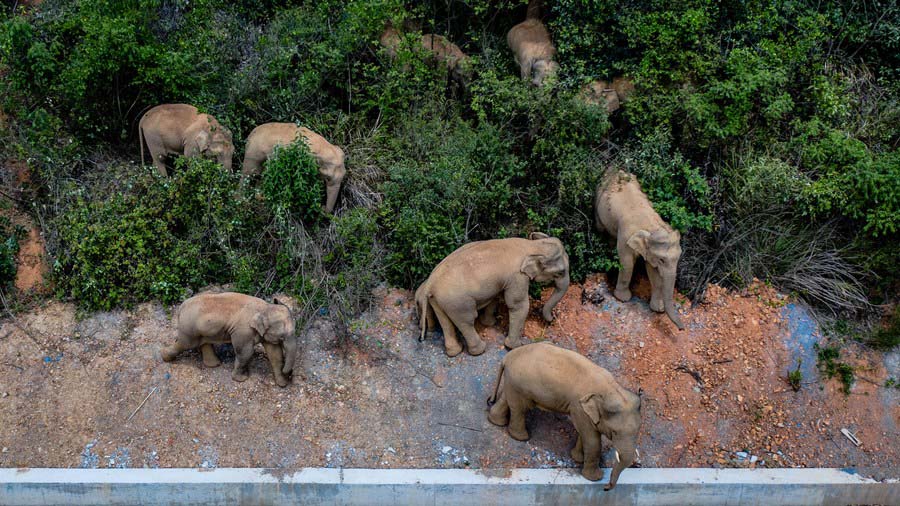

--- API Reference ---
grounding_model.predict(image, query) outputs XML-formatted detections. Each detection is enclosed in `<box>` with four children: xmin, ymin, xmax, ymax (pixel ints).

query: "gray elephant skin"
<box><xmin>488</xmin><ymin>342</ymin><xmax>642</xmax><ymax>490</ymax></box>
<box><xmin>161</xmin><ymin>292</ymin><xmax>298</xmax><ymax>388</ymax></box>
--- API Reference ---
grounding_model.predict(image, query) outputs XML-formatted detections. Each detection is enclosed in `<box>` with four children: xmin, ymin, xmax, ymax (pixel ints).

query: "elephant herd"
<box><xmin>160</xmin><ymin>168</ymin><xmax>682</xmax><ymax>490</ymax></box>
<box><xmin>152</xmin><ymin>2</ymin><xmax>689</xmax><ymax>492</ymax></box>
<box><xmin>138</xmin><ymin>104</ymin><xmax>346</xmax><ymax>213</ymax></box>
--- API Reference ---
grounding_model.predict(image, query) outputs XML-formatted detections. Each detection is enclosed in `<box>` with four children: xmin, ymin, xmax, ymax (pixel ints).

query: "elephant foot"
<box><xmin>488</xmin><ymin>408</ymin><xmax>509</xmax><ymax>427</ymax></box>
<box><xmin>231</xmin><ymin>370</ymin><xmax>250</xmax><ymax>382</ymax></box>
<box><xmin>613</xmin><ymin>288</ymin><xmax>632</xmax><ymax>302</ymax></box>
<box><xmin>445</xmin><ymin>342</ymin><xmax>464</xmax><ymax>357</ymax></box>
<box><xmin>649</xmin><ymin>297</ymin><xmax>664</xmax><ymax>313</ymax></box>
<box><xmin>274</xmin><ymin>375</ymin><xmax>290</xmax><ymax>388</ymax></box>
<box><xmin>541</xmin><ymin>307</ymin><xmax>555</xmax><ymax>323</ymax></box>
<box><xmin>503</xmin><ymin>336</ymin><xmax>528</xmax><ymax>350</ymax></box>
<box><xmin>479</xmin><ymin>314</ymin><xmax>497</xmax><ymax>327</ymax></box>
<box><xmin>571</xmin><ymin>446</ymin><xmax>584</xmax><ymax>463</ymax></box>
<box><xmin>467</xmin><ymin>339</ymin><xmax>487</xmax><ymax>356</ymax></box>
<box><xmin>160</xmin><ymin>348</ymin><xmax>177</xmax><ymax>363</ymax></box>
<box><xmin>581</xmin><ymin>465</ymin><xmax>603</xmax><ymax>482</ymax></box>
<box><xmin>202</xmin><ymin>355</ymin><xmax>222</xmax><ymax>368</ymax></box>
<box><xmin>507</xmin><ymin>426</ymin><xmax>530</xmax><ymax>441</ymax></box>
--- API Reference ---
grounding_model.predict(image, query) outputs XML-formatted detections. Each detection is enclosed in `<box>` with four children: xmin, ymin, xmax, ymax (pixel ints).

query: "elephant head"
<box><xmin>250</xmin><ymin>296</ymin><xmax>298</xmax><ymax>375</ymax></box>
<box><xmin>521</xmin><ymin>232</ymin><xmax>570</xmax><ymax>322</ymax></box>
<box><xmin>627</xmin><ymin>228</ymin><xmax>684</xmax><ymax>329</ymax></box>
<box><xmin>320</xmin><ymin>146</ymin><xmax>346</xmax><ymax>214</ymax></box>
<box><xmin>532</xmin><ymin>59</ymin><xmax>559</xmax><ymax>87</ymax></box>
<box><xmin>187</xmin><ymin>118</ymin><xmax>234</xmax><ymax>171</ymax></box>
<box><xmin>579</xmin><ymin>387</ymin><xmax>642</xmax><ymax>490</ymax></box>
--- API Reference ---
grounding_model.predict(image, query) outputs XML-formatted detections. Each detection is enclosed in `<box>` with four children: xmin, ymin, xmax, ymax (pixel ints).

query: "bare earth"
<box><xmin>0</xmin><ymin>275</ymin><xmax>897</xmax><ymax>473</ymax></box>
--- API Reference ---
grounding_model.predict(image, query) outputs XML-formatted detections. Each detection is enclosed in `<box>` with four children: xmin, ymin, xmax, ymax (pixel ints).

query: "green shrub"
<box><xmin>262</xmin><ymin>139</ymin><xmax>325</xmax><ymax>224</ymax></box>
<box><xmin>0</xmin><ymin>216</ymin><xmax>23</xmax><ymax>288</ymax></box>
<box><xmin>53</xmin><ymin>159</ymin><xmax>259</xmax><ymax>309</ymax></box>
<box><xmin>815</xmin><ymin>343</ymin><xmax>855</xmax><ymax>394</ymax></box>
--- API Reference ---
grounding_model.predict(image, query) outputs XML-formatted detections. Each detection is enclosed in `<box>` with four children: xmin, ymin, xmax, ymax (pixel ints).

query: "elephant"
<box><xmin>507</xmin><ymin>18</ymin><xmax>559</xmax><ymax>86</ymax></box>
<box><xmin>580</xmin><ymin>77</ymin><xmax>635</xmax><ymax>113</ymax></box>
<box><xmin>487</xmin><ymin>342</ymin><xmax>642</xmax><ymax>490</ymax></box>
<box><xmin>415</xmin><ymin>232</ymin><xmax>570</xmax><ymax>356</ymax></box>
<box><xmin>241</xmin><ymin>123</ymin><xmax>346</xmax><ymax>213</ymax></box>
<box><xmin>380</xmin><ymin>26</ymin><xmax>472</xmax><ymax>86</ymax></box>
<box><xmin>161</xmin><ymin>292</ymin><xmax>298</xmax><ymax>387</ymax></box>
<box><xmin>138</xmin><ymin>104</ymin><xmax>234</xmax><ymax>176</ymax></box>
<box><xmin>595</xmin><ymin>170</ymin><xmax>685</xmax><ymax>329</ymax></box>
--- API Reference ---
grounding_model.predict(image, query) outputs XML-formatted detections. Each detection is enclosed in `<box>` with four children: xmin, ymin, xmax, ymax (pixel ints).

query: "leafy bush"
<box><xmin>53</xmin><ymin>159</ymin><xmax>260</xmax><ymax>309</ymax></box>
<box><xmin>262</xmin><ymin>139</ymin><xmax>325</xmax><ymax>224</ymax></box>
<box><xmin>0</xmin><ymin>216</ymin><xmax>22</xmax><ymax>288</ymax></box>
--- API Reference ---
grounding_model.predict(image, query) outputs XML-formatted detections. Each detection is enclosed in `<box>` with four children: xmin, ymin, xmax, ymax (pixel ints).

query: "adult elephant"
<box><xmin>161</xmin><ymin>292</ymin><xmax>298</xmax><ymax>387</ymax></box>
<box><xmin>595</xmin><ymin>170</ymin><xmax>685</xmax><ymax>329</ymax></box>
<box><xmin>138</xmin><ymin>104</ymin><xmax>234</xmax><ymax>175</ymax></box>
<box><xmin>415</xmin><ymin>232</ymin><xmax>570</xmax><ymax>356</ymax></box>
<box><xmin>242</xmin><ymin>123</ymin><xmax>346</xmax><ymax>214</ymax></box>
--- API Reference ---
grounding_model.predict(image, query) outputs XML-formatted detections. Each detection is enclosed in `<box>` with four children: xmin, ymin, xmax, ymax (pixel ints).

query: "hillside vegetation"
<box><xmin>1</xmin><ymin>0</ymin><xmax>897</xmax><ymax>344</ymax></box>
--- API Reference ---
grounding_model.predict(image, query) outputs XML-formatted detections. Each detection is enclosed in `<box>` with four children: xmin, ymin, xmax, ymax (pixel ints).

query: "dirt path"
<box><xmin>0</xmin><ymin>277</ymin><xmax>897</xmax><ymax>471</ymax></box>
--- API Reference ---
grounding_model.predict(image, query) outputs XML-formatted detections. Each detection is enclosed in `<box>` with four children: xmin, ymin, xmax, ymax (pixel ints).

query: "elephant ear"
<box><xmin>520</xmin><ymin>254</ymin><xmax>542</xmax><ymax>280</ymax></box>
<box><xmin>626</xmin><ymin>230</ymin><xmax>651</xmax><ymax>257</ymax></box>
<box><xmin>579</xmin><ymin>393</ymin><xmax>603</xmax><ymax>425</ymax></box>
<box><xmin>529</xmin><ymin>232</ymin><xmax>550</xmax><ymax>240</ymax></box>
<box><xmin>249</xmin><ymin>312</ymin><xmax>269</xmax><ymax>339</ymax></box>
<box><xmin>195</xmin><ymin>129</ymin><xmax>211</xmax><ymax>153</ymax></box>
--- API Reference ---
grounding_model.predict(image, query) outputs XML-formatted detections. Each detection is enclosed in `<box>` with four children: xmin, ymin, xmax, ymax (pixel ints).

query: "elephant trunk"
<box><xmin>220</xmin><ymin>153</ymin><xmax>233</xmax><ymax>172</ymax></box>
<box><xmin>282</xmin><ymin>334</ymin><xmax>298</xmax><ymax>375</ymax></box>
<box><xmin>606</xmin><ymin>441</ymin><xmax>636</xmax><ymax>491</ymax></box>
<box><xmin>662</xmin><ymin>271</ymin><xmax>684</xmax><ymax>330</ymax></box>
<box><xmin>324</xmin><ymin>180</ymin><xmax>341</xmax><ymax>213</ymax></box>
<box><xmin>541</xmin><ymin>273</ymin><xmax>569</xmax><ymax>322</ymax></box>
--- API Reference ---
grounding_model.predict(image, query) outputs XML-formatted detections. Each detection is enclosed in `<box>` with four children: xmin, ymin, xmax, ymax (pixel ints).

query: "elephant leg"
<box><xmin>503</xmin><ymin>280</ymin><xmax>530</xmax><ymax>349</ymax></box>
<box><xmin>507</xmin><ymin>393</ymin><xmax>530</xmax><ymax>441</ymax></box>
<box><xmin>580</xmin><ymin>432</ymin><xmax>604</xmax><ymax>482</ymax></box>
<box><xmin>487</xmin><ymin>382</ymin><xmax>510</xmax><ymax>427</ymax></box>
<box><xmin>161</xmin><ymin>331</ymin><xmax>198</xmax><ymax>362</ymax></box>
<box><xmin>262</xmin><ymin>342</ymin><xmax>289</xmax><ymax>388</ymax></box>
<box><xmin>200</xmin><ymin>343</ymin><xmax>221</xmax><ymax>368</ymax></box>
<box><xmin>241</xmin><ymin>157</ymin><xmax>262</xmax><ymax>177</ymax></box>
<box><xmin>442</xmin><ymin>299</ymin><xmax>486</xmax><ymax>356</ymax></box>
<box><xmin>571</xmin><ymin>434</ymin><xmax>584</xmax><ymax>463</ymax></box>
<box><xmin>147</xmin><ymin>146</ymin><xmax>168</xmax><ymax>176</ymax></box>
<box><xmin>426</xmin><ymin>304</ymin><xmax>436</xmax><ymax>331</ymax></box>
<box><xmin>430</xmin><ymin>302</ymin><xmax>464</xmax><ymax>357</ymax></box>
<box><xmin>479</xmin><ymin>298</ymin><xmax>498</xmax><ymax>327</ymax></box>
<box><xmin>614</xmin><ymin>244</ymin><xmax>636</xmax><ymax>302</ymax></box>
<box><xmin>231</xmin><ymin>344</ymin><xmax>254</xmax><ymax>382</ymax></box>
<box><xmin>646</xmin><ymin>263</ymin><xmax>664</xmax><ymax>312</ymax></box>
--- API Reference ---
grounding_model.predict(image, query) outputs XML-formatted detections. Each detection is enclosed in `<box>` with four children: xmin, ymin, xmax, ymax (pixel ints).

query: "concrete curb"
<box><xmin>1</xmin><ymin>467</ymin><xmax>897</xmax><ymax>505</ymax></box>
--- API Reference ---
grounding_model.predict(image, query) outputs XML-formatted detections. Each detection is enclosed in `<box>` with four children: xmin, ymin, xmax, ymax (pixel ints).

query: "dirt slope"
<box><xmin>0</xmin><ymin>276</ymin><xmax>897</xmax><ymax>472</ymax></box>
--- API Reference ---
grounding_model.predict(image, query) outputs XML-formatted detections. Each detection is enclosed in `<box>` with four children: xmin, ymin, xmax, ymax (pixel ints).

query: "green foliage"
<box><xmin>262</xmin><ymin>139</ymin><xmax>325</xmax><ymax>224</ymax></box>
<box><xmin>787</xmin><ymin>361</ymin><xmax>803</xmax><ymax>392</ymax></box>
<box><xmin>2</xmin><ymin>0</ymin><xmax>898</xmax><ymax>325</ymax></box>
<box><xmin>379</xmin><ymin>112</ymin><xmax>524</xmax><ymax>286</ymax></box>
<box><xmin>815</xmin><ymin>343</ymin><xmax>856</xmax><ymax>394</ymax></box>
<box><xmin>867</xmin><ymin>306</ymin><xmax>900</xmax><ymax>350</ymax></box>
<box><xmin>53</xmin><ymin>159</ymin><xmax>259</xmax><ymax>309</ymax></box>
<box><xmin>0</xmin><ymin>217</ymin><xmax>23</xmax><ymax>288</ymax></box>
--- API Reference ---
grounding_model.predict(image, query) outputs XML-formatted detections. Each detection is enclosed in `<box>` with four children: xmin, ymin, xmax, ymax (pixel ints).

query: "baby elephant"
<box><xmin>595</xmin><ymin>170</ymin><xmax>684</xmax><ymax>329</ymax></box>
<box><xmin>416</xmin><ymin>233</ymin><xmax>570</xmax><ymax>356</ymax></box>
<box><xmin>488</xmin><ymin>343</ymin><xmax>642</xmax><ymax>490</ymax></box>
<box><xmin>242</xmin><ymin>123</ymin><xmax>346</xmax><ymax>213</ymax></box>
<box><xmin>139</xmin><ymin>104</ymin><xmax>234</xmax><ymax>175</ymax></box>
<box><xmin>161</xmin><ymin>292</ymin><xmax>298</xmax><ymax>387</ymax></box>
<box><xmin>507</xmin><ymin>18</ymin><xmax>559</xmax><ymax>86</ymax></box>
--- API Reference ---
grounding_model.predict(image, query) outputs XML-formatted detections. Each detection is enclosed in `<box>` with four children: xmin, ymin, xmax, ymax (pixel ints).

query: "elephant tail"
<box><xmin>487</xmin><ymin>359</ymin><xmax>505</xmax><ymax>406</ymax></box>
<box><xmin>417</xmin><ymin>291</ymin><xmax>429</xmax><ymax>342</ymax></box>
<box><xmin>138</xmin><ymin>120</ymin><xmax>147</xmax><ymax>169</ymax></box>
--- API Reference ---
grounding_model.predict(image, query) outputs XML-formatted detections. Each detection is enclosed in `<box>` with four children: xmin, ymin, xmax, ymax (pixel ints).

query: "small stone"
<box><xmin>1</xmin><ymin>447</ymin><xmax>7</xmax><ymax>453</ymax></box>
<box><xmin>750</xmin><ymin>455</ymin><xmax>758</xmax><ymax>464</ymax></box>
<box><xmin>735</xmin><ymin>451</ymin><xmax>749</xmax><ymax>459</ymax></box>
<box><xmin>441</xmin><ymin>446</ymin><xmax>452</xmax><ymax>454</ymax></box>
<box><xmin>639</xmin><ymin>342</ymin><xmax>645</xmax><ymax>348</ymax></box>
